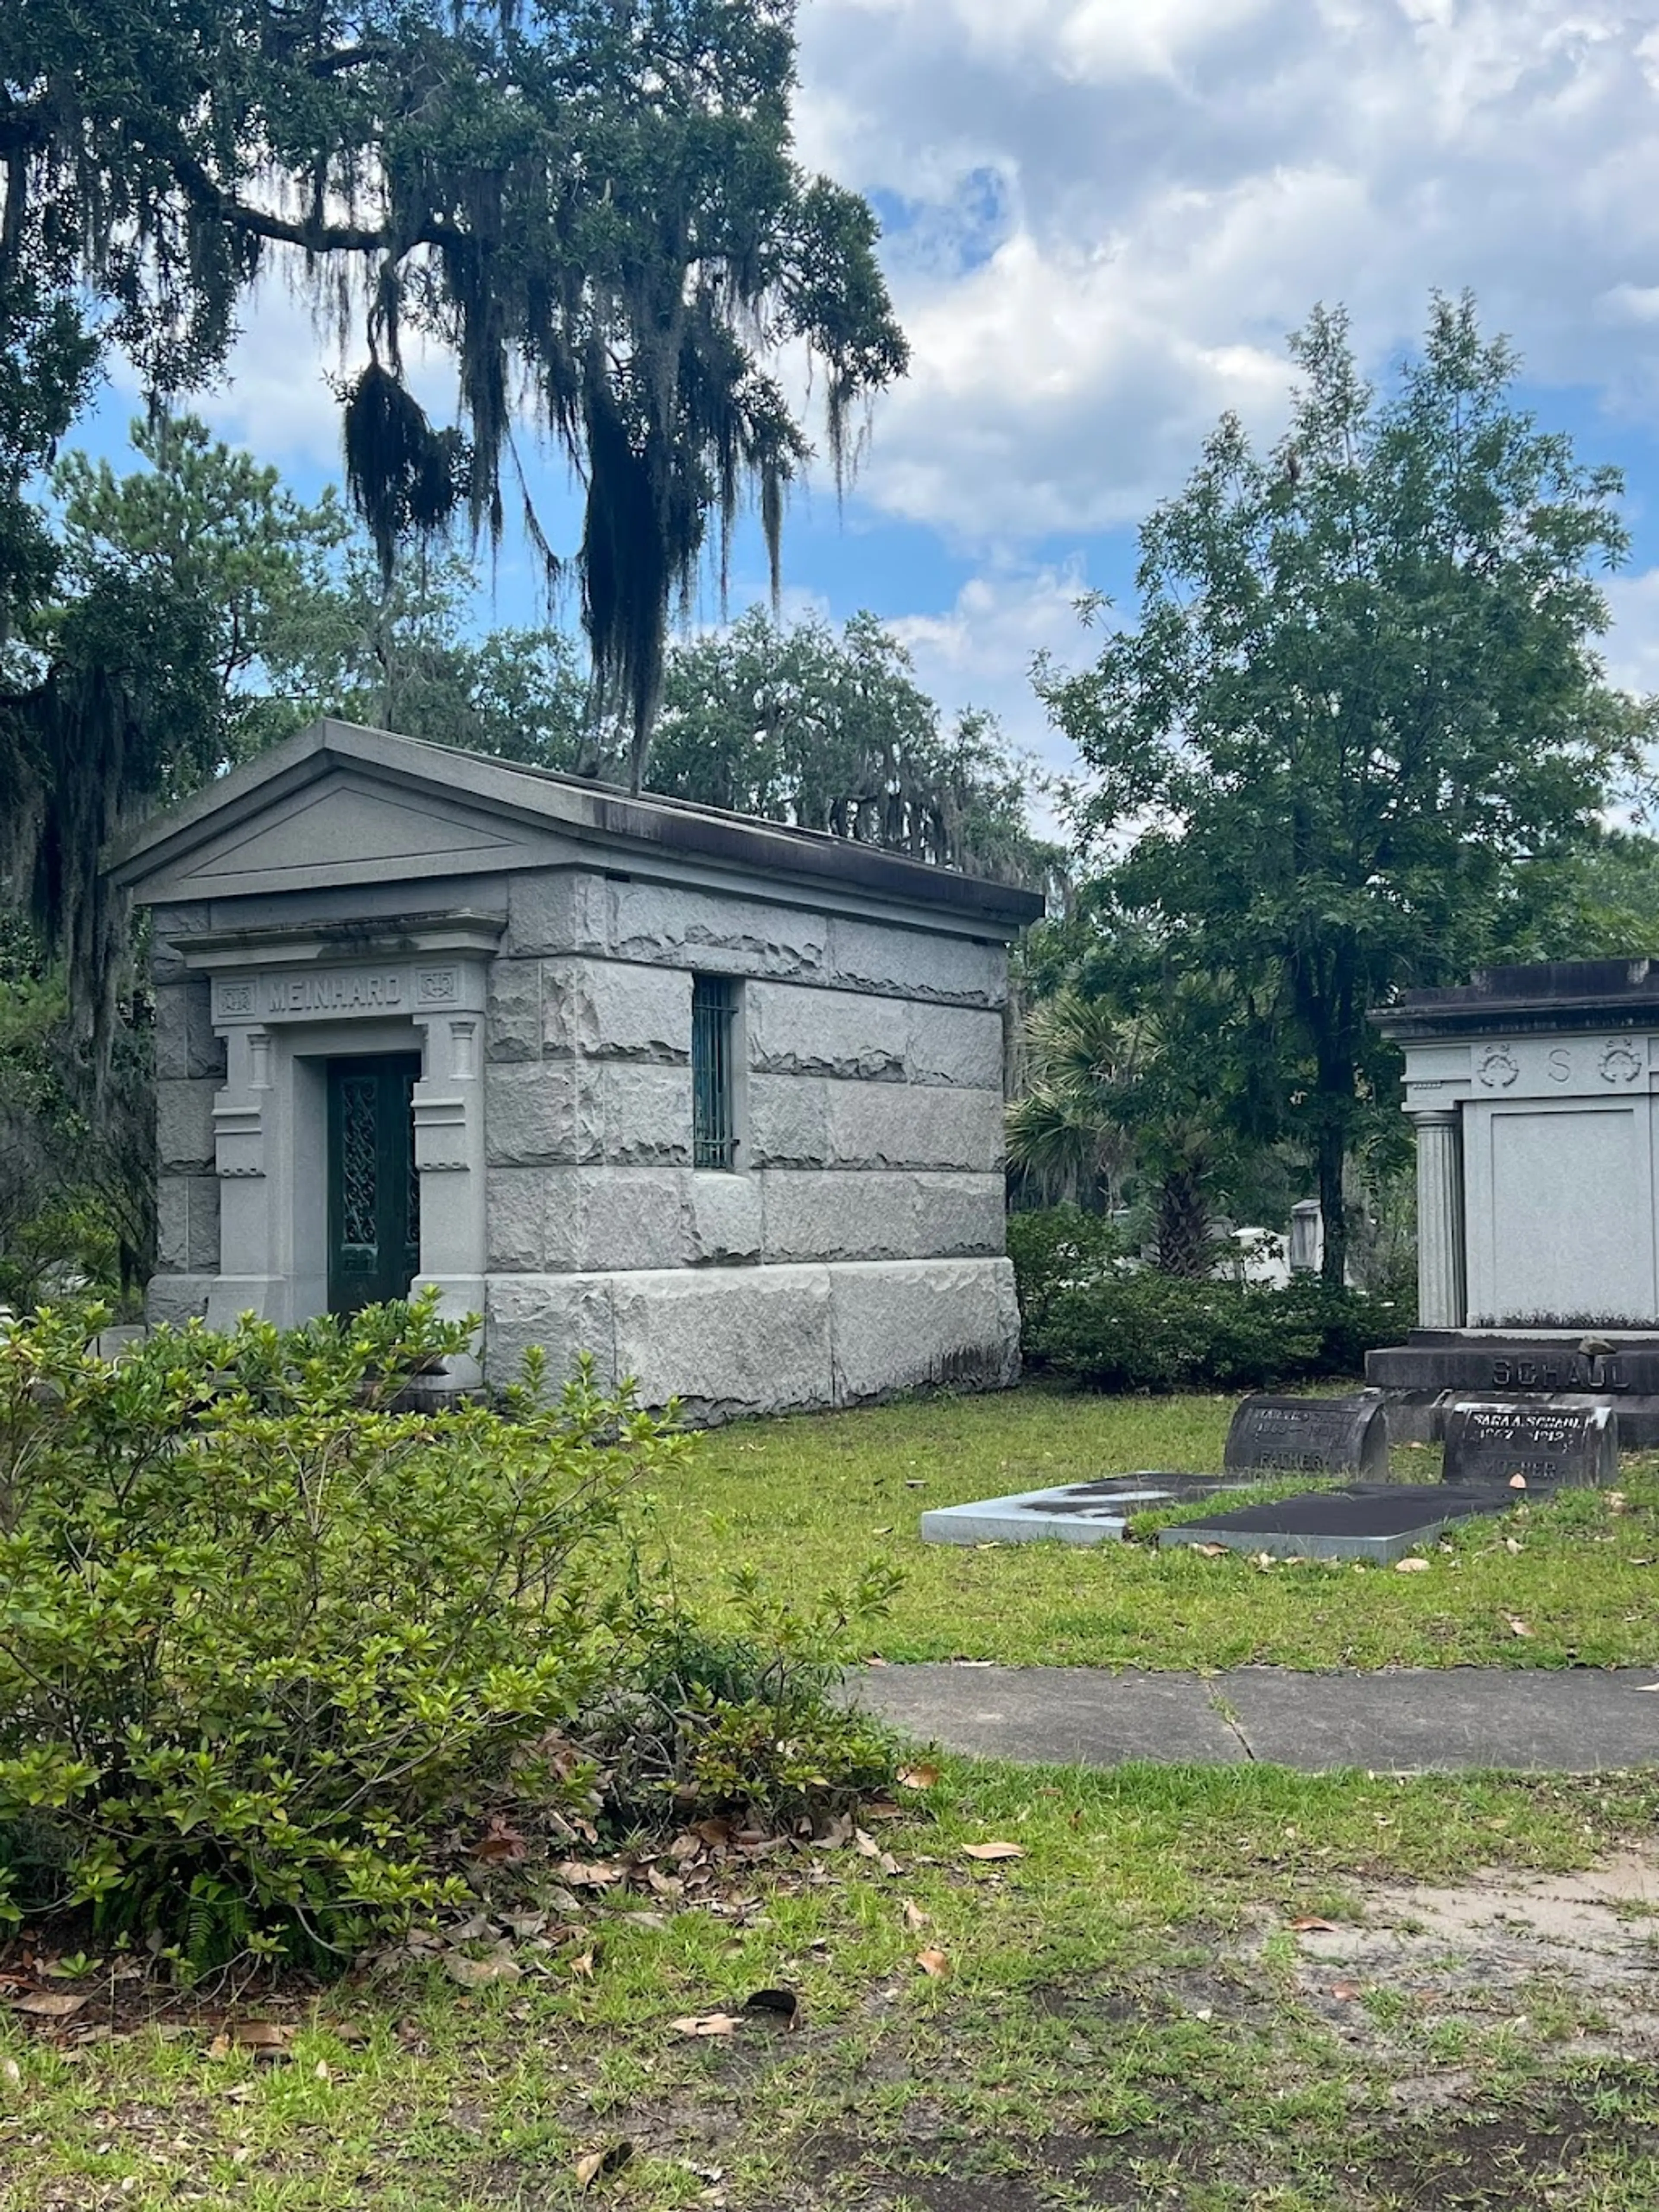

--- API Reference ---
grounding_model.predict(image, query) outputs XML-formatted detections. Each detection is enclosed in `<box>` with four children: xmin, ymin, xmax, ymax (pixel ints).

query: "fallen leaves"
<box><xmin>1290</xmin><ymin>1917</ymin><xmax>1340</xmax><ymax>1934</ymax></box>
<box><xmin>1330</xmin><ymin>1982</ymin><xmax>1361</xmax><ymax>2003</ymax></box>
<box><xmin>902</xmin><ymin>1900</ymin><xmax>930</xmax><ymax>1933</ymax></box>
<box><xmin>554</xmin><ymin>1860</ymin><xmax>626</xmax><ymax>1889</ymax></box>
<box><xmin>1506</xmin><ymin>1617</ymin><xmax>1535</xmax><ymax>1639</ymax></box>
<box><xmin>1509</xmin><ymin>1474</ymin><xmax>1528</xmax><ymax>1491</ymax></box>
<box><xmin>206</xmin><ymin>2021</ymin><xmax>296</xmax><ymax>2062</ymax></box>
<box><xmin>962</xmin><ymin>1842</ymin><xmax>1025</xmax><ymax>1862</ymax></box>
<box><xmin>915</xmin><ymin>1948</ymin><xmax>951</xmax><ymax>1979</ymax></box>
<box><xmin>574</xmin><ymin>2142</ymin><xmax>634</xmax><ymax>2190</ymax></box>
<box><xmin>6</xmin><ymin>1991</ymin><xmax>87</xmax><ymax>2020</ymax></box>
<box><xmin>444</xmin><ymin>1950</ymin><xmax>522</xmax><ymax>1989</ymax></box>
<box><xmin>1394</xmin><ymin>1556</ymin><xmax>1431</xmax><ymax>1573</ymax></box>
<box><xmin>671</xmin><ymin>1987</ymin><xmax>799</xmax><ymax>2037</ymax></box>
<box><xmin>470</xmin><ymin>1815</ymin><xmax>527</xmax><ymax>1864</ymax></box>
<box><xmin>898</xmin><ymin>1762</ymin><xmax>941</xmax><ymax>1791</ymax></box>
<box><xmin>1193</xmin><ymin>1543</ymin><xmax>1229</xmax><ymax>1558</ymax></box>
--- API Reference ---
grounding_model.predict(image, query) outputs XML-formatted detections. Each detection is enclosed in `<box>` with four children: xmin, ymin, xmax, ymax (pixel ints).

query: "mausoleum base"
<box><xmin>1367</xmin><ymin>1330</ymin><xmax>1659</xmax><ymax>1447</ymax></box>
<box><xmin>487</xmin><ymin>1255</ymin><xmax>1020</xmax><ymax>1421</ymax></box>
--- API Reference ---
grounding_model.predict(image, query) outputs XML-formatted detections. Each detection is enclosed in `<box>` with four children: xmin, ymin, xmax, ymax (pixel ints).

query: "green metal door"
<box><xmin>326</xmin><ymin>1054</ymin><xmax>421</xmax><ymax>1315</ymax></box>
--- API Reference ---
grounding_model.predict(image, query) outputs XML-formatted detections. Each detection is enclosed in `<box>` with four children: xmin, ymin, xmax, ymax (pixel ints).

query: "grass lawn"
<box><xmin>6</xmin><ymin>1762</ymin><xmax>1659</xmax><ymax>2209</ymax></box>
<box><xmin>651</xmin><ymin>1383</ymin><xmax>1659</xmax><ymax>1671</ymax></box>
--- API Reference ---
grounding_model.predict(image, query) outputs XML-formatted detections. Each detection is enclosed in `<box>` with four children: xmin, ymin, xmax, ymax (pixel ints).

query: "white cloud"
<box><xmin>889</xmin><ymin>558</ymin><xmax>1097</xmax><ymax>794</ymax></box>
<box><xmin>1603</xmin><ymin>568</ymin><xmax>1659</xmax><ymax>697</ymax></box>
<box><xmin>797</xmin><ymin>0</ymin><xmax>1659</xmax><ymax>544</ymax></box>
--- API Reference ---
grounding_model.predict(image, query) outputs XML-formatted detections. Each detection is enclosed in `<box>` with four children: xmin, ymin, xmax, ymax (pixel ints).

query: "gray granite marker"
<box><xmin>920</xmin><ymin>1474</ymin><xmax>1239</xmax><ymax>1547</ymax></box>
<box><xmin>1440</xmin><ymin>1399</ymin><xmax>1618</xmax><ymax>1490</ymax></box>
<box><xmin>1159</xmin><ymin>1483</ymin><xmax>1500</xmax><ymax>1564</ymax></box>
<box><xmin>1224</xmin><ymin>1393</ymin><xmax>1392</xmax><ymax>1482</ymax></box>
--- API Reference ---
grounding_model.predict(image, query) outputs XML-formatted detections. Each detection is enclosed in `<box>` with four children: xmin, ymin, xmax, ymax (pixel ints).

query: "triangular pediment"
<box><xmin>192</xmin><ymin>781</ymin><xmax>515</xmax><ymax>882</ymax></box>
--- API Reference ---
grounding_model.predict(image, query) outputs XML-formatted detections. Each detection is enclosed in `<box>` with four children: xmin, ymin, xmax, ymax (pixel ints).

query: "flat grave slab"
<box><xmin>919</xmin><ymin>1474</ymin><xmax>1239</xmax><ymax>1547</ymax></box>
<box><xmin>1158</xmin><ymin>1483</ymin><xmax>1503</xmax><ymax>1564</ymax></box>
<box><xmin>1441</xmin><ymin>1398</ymin><xmax>1619</xmax><ymax>1490</ymax></box>
<box><xmin>1226</xmin><ymin>1392</ymin><xmax>1391</xmax><ymax>1482</ymax></box>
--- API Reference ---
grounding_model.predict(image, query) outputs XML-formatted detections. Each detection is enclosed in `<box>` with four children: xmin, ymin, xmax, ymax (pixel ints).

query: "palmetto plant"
<box><xmin>1006</xmin><ymin>987</ymin><xmax>1225</xmax><ymax>1279</ymax></box>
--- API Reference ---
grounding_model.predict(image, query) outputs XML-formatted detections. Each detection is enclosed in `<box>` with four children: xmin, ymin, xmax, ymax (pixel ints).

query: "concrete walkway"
<box><xmin>855</xmin><ymin>1663</ymin><xmax>1659</xmax><ymax>1774</ymax></box>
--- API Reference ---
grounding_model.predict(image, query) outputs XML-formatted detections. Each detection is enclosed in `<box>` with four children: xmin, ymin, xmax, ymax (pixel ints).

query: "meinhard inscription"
<box><xmin>1224</xmin><ymin>1394</ymin><xmax>1391</xmax><ymax>1483</ymax></box>
<box><xmin>266</xmin><ymin>970</ymin><xmax>404</xmax><ymax>1013</ymax></box>
<box><xmin>1441</xmin><ymin>1400</ymin><xmax>1618</xmax><ymax>1490</ymax></box>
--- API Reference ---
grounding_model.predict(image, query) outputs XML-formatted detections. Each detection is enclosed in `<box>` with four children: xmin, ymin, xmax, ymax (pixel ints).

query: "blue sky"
<box><xmin>79</xmin><ymin>0</ymin><xmax>1659</xmax><ymax>790</ymax></box>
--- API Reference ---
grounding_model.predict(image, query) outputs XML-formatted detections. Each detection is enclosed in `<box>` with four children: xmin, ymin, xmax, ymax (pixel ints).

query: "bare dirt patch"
<box><xmin>1276</xmin><ymin>1846</ymin><xmax>1659</xmax><ymax>2068</ymax></box>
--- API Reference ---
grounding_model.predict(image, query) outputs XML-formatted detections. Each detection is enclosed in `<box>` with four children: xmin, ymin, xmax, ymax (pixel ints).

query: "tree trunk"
<box><xmin>1156</xmin><ymin>1165</ymin><xmax>1211</xmax><ymax>1278</ymax></box>
<box><xmin>1317</xmin><ymin>1121</ymin><xmax>1346</xmax><ymax>1287</ymax></box>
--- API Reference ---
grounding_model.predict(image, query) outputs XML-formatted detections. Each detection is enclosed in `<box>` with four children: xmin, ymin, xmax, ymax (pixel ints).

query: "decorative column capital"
<box><xmin>1405</xmin><ymin>1104</ymin><xmax>1461</xmax><ymax>1130</ymax></box>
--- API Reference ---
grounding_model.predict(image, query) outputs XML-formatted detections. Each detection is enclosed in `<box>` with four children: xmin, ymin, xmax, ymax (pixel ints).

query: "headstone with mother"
<box><xmin>1224</xmin><ymin>1393</ymin><xmax>1392</xmax><ymax>1484</ymax></box>
<box><xmin>1440</xmin><ymin>1399</ymin><xmax>1618</xmax><ymax>1490</ymax></box>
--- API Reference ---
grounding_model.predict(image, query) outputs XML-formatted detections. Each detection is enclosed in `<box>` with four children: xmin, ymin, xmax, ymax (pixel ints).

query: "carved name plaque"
<box><xmin>1224</xmin><ymin>1394</ymin><xmax>1390</xmax><ymax>1483</ymax></box>
<box><xmin>1441</xmin><ymin>1400</ymin><xmax>1618</xmax><ymax>1490</ymax></box>
<box><xmin>265</xmin><ymin>969</ymin><xmax>404</xmax><ymax>1015</ymax></box>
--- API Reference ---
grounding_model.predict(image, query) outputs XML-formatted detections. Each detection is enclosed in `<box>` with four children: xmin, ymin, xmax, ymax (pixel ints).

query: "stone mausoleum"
<box><xmin>1367</xmin><ymin>957</ymin><xmax>1659</xmax><ymax>1442</ymax></box>
<box><xmin>108</xmin><ymin>719</ymin><xmax>1042</xmax><ymax>1414</ymax></box>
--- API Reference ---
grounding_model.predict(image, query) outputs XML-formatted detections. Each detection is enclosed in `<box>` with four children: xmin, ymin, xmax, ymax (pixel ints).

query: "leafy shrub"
<box><xmin>1023</xmin><ymin>1260</ymin><xmax>1412</xmax><ymax>1393</ymax></box>
<box><xmin>601</xmin><ymin>1563</ymin><xmax>903</xmax><ymax>1821</ymax></box>
<box><xmin>1006</xmin><ymin>1204</ymin><xmax>1132</xmax><ymax>1336</ymax></box>
<box><xmin>0</xmin><ymin>1295</ymin><xmax>697</xmax><ymax>1964</ymax></box>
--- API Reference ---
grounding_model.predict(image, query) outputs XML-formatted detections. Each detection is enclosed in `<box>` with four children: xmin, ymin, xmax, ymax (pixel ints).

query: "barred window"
<box><xmin>692</xmin><ymin>975</ymin><xmax>739</xmax><ymax>1169</ymax></box>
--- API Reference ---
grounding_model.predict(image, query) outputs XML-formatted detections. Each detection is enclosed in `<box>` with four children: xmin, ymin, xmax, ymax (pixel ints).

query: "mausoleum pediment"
<box><xmin>182</xmin><ymin>777</ymin><xmax>522</xmax><ymax>891</ymax></box>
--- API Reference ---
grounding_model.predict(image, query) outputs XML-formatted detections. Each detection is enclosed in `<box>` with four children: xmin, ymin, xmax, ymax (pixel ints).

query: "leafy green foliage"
<box><xmin>600</xmin><ymin>1564</ymin><xmax>903</xmax><ymax>1821</ymax></box>
<box><xmin>0</xmin><ymin>1296</ymin><xmax>694</xmax><ymax>1962</ymax></box>
<box><xmin>651</xmin><ymin>608</ymin><xmax>1060</xmax><ymax>886</ymax></box>
<box><xmin>0</xmin><ymin>0</ymin><xmax>908</xmax><ymax>780</ymax></box>
<box><xmin>0</xmin><ymin>1291</ymin><xmax>901</xmax><ymax>1968</ymax></box>
<box><xmin>1010</xmin><ymin>1207</ymin><xmax>1412</xmax><ymax>1391</ymax></box>
<box><xmin>1040</xmin><ymin>295</ymin><xmax>1647</xmax><ymax>1280</ymax></box>
<box><xmin>1027</xmin><ymin>1273</ymin><xmax>1411</xmax><ymax>1394</ymax></box>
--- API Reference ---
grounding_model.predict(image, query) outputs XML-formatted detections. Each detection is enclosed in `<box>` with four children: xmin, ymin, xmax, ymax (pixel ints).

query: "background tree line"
<box><xmin>1012</xmin><ymin>296</ymin><xmax>1659</xmax><ymax>1310</ymax></box>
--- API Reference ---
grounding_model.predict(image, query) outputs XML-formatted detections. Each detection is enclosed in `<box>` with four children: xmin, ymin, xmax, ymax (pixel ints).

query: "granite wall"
<box><xmin>480</xmin><ymin>867</ymin><xmax>1019</xmax><ymax>1416</ymax></box>
<box><xmin>149</xmin><ymin>910</ymin><xmax>225</xmax><ymax>1325</ymax></box>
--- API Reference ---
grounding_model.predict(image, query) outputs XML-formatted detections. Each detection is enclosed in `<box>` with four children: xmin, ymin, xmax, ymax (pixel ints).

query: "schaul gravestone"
<box><xmin>1224</xmin><ymin>1394</ymin><xmax>1392</xmax><ymax>1483</ymax></box>
<box><xmin>1441</xmin><ymin>1400</ymin><xmax>1619</xmax><ymax>1490</ymax></box>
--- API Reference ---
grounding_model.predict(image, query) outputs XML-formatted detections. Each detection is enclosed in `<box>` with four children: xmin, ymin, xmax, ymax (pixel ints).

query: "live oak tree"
<box><xmin>0</xmin><ymin>0</ymin><xmax>906</xmax><ymax>1016</ymax></box>
<box><xmin>1</xmin><ymin>0</ymin><xmax>904</xmax><ymax>746</ymax></box>
<box><xmin>1040</xmin><ymin>296</ymin><xmax>1642</xmax><ymax>1285</ymax></box>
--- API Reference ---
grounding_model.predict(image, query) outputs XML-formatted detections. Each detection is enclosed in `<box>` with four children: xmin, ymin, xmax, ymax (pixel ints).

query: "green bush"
<box><xmin>0</xmin><ymin>1295</ymin><xmax>698</xmax><ymax>1964</ymax></box>
<box><xmin>601</xmin><ymin>1563</ymin><xmax>903</xmax><ymax>1821</ymax></box>
<box><xmin>1014</xmin><ymin>1210</ymin><xmax>1413</xmax><ymax>1392</ymax></box>
<box><xmin>1006</xmin><ymin>1204</ymin><xmax>1132</xmax><ymax>1336</ymax></box>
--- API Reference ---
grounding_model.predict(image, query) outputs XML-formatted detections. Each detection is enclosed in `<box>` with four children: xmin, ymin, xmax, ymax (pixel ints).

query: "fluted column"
<box><xmin>1412</xmin><ymin>1108</ymin><xmax>1465</xmax><ymax>1331</ymax></box>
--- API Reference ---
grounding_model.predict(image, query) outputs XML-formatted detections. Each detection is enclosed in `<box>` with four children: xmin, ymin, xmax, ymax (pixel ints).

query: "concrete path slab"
<box><xmin>853</xmin><ymin>1663</ymin><xmax>1659</xmax><ymax>1774</ymax></box>
<box><xmin>1223</xmin><ymin>1665</ymin><xmax>1659</xmax><ymax>1774</ymax></box>
<box><xmin>854</xmin><ymin>1663</ymin><xmax>1244</xmax><ymax>1767</ymax></box>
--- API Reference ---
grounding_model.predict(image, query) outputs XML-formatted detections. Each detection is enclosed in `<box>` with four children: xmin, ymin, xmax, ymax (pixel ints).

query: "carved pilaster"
<box><xmin>1411</xmin><ymin>1108</ymin><xmax>1465</xmax><ymax>1331</ymax></box>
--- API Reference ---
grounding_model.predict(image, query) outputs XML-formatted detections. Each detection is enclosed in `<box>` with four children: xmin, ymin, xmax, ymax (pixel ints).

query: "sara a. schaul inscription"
<box><xmin>1440</xmin><ymin>1400</ymin><xmax>1619</xmax><ymax>1490</ymax></box>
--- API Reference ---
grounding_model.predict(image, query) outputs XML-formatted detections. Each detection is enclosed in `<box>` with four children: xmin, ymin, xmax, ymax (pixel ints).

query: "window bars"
<box><xmin>692</xmin><ymin>975</ymin><xmax>738</xmax><ymax>1169</ymax></box>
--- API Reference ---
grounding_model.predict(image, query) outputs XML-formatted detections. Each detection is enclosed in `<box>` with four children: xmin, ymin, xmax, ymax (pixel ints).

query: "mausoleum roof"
<box><xmin>105</xmin><ymin>717</ymin><xmax>1046</xmax><ymax>930</ymax></box>
<box><xmin>1373</xmin><ymin>957</ymin><xmax>1659</xmax><ymax>1038</ymax></box>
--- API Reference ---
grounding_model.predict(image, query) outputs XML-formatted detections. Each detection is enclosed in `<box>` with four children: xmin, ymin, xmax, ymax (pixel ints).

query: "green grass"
<box><xmin>9</xmin><ymin>1385</ymin><xmax>1659</xmax><ymax>2208</ymax></box>
<box><xmin>6</xmin><ymin>1761</ymin><xmax>1659</xmax><ymax>2210</ymax></box>
<box><xmin>648</xmin><ymin>1384</ymin><xmax>1659</xmax><ymax>1671</ymax></box>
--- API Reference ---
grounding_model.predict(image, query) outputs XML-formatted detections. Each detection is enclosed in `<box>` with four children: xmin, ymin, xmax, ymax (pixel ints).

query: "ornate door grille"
<box><xmin>326</xmin><ymin>1054</ymin><xmax>422</xmax><ymax>1314</ymax></box>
